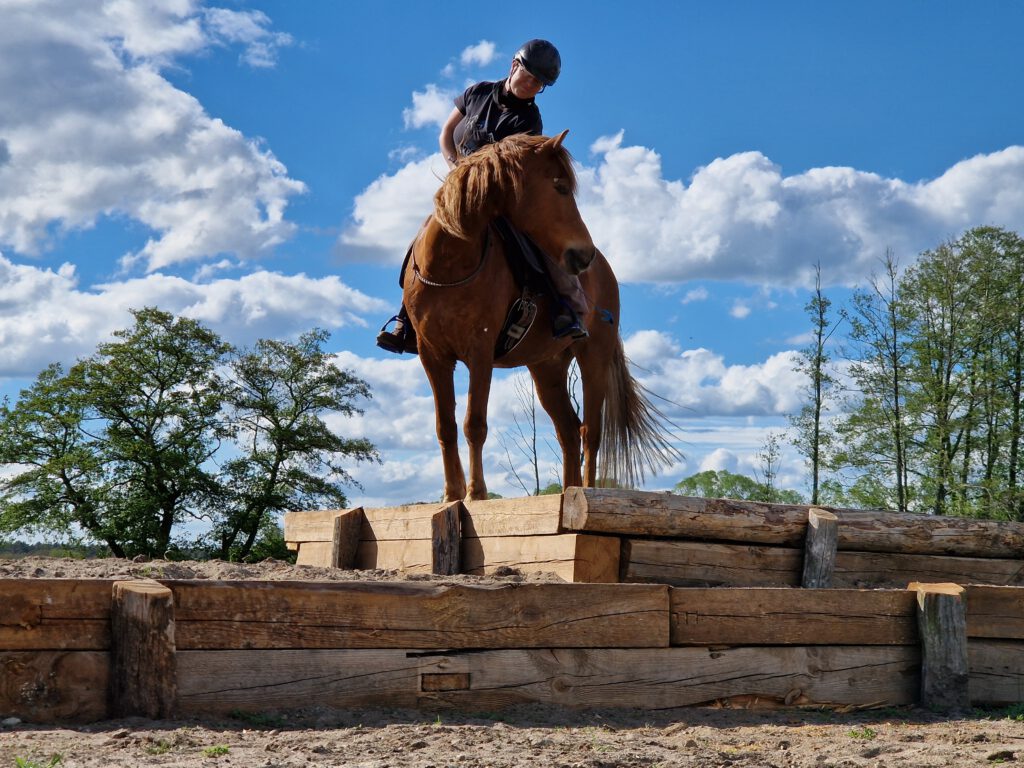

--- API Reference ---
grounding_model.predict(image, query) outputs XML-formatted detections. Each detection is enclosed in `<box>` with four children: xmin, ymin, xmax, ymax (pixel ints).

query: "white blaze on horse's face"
<box><xmin>520</xmin><ymin>130</ymin><xmax>596</xmax><ymax>276</ymax></box>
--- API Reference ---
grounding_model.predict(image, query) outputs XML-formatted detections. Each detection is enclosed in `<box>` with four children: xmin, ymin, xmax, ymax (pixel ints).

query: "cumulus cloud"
<box><xmin>681</xmin><ymin>287</ymin><xmax>708</xmax><ymax>304</ymax></box>
<box><xmin>402</xmin><ymin>84</ymin><xmax>457</xmax><ymax>130</ymax></box>
<box><xmin>460</xmin><ymin>40</ymin><xmax>498</xmax><ymax>67</ymax></box>
<box><xmin>0</xmin><ymin>0</ymin><xmax>304</xmax><ymax>272</ymax></box>
<box><xmin>0</xmin><ymin>254</ymin><xmax>387</xmax><ymax>377</ymax></box>
<box><xmin>341</xmin><ymin>128</ymin><xmax>1024</xmax><ymax>289</ymax></box>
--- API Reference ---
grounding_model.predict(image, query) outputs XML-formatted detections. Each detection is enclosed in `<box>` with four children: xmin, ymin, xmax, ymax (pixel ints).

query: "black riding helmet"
<box><xmin>514</xmin><ymin>39</ymin><xmax>561</xmax><ymax>86</ymax></box>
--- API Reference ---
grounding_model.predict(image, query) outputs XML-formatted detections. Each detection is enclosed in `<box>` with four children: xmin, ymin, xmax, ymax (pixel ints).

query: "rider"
<box><xmin>376</xmin><ymin>38</ymin><xmax>586</xmax><ymax>354</ymax></box>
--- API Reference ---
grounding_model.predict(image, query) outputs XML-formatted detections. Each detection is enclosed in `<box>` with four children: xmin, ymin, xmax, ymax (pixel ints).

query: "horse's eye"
<box><xmin>553</xmin><ymin>178</ymin><xmax>571</xmax><ymax>195</ymax></box>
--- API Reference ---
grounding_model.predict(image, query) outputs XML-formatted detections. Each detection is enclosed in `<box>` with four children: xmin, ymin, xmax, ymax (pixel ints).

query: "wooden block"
<box><xmin>624</xmin><ymin>539</ymin><xmax>802</xmax><ymax>587</ymax></box>
<box><xmin>295</xmin><ymin>540</ymin><xmax>337</xmax><ymax>567</ymax></box>
<box><xmin>431</xmin><ymin>501</ymin><xmax>462</xmax><ymax>575</ymax></box>
<box><xmin>461</xmin><ymin>534</ymin><xmax>620</xmax><ymax>582</ymax></box>
<box><xmin>0</xmin><ymin>579</ymin><xmax>113</xmax><ymax>650</ymax></box>
<box><xmin>168</xmin><ymin>581</ymin><xmax>669</xmax><ymax>650</ymax></box>
<box><xmin>111</xmin><ymin>579</ymin><xmax>176</xmax><ymax>719</ymax></box>
<box><xmin>834</xmin><ymin>551</ymin><xmax>1024</xmax><ymax>588</ymax></box>
<box><xmin>356</xmin><ymin>539</ymin><xmax>432</xmax><ymax>572</ymax></box>
<box><xmin>965</xmin><ymin>585</ymin><xmax>1024</xmax><ymax>639</ymax></box>
<box><xmin>0</xmin><ymin>651</ymin><xmax>110</xmax><ymax>722</ymax></box>
<box><xmin>912</xmin><ymin>582</ymin><xmax>969</xmax><ymax>711</ymax></box>
<box><xmin>333</xmin><ymin>508</ymin><xmax>364</xmax><ymax>569</ymax></box>
<box><xmin>176</xmin><ymin>645</ymin><xmax>919</xmax><ymax>715</ymax></box>
<box><xmin>563</xmin><ymin>487</ymin><xmax>809</xmax><ymax>545</ymax></box>
<box><xmin>461</xmin><ymin>495</ymin><xmax>564</xmax><ymax>537</ymax></box>
<box><xmin>284</xmin><ymin>508</ymin><xmax>351</xmax><ymax>542</ymax></box>
<box><xmin>968</xmin><ymin>639</ymin><xmax>1024</xmax><ymax>706</ymax></box>
<box><xmin>836</xmin><ymin>509</ymin><xmax>1024</xmax><ymax>558</ymax></box>
<box><xmin>361</xmin><ymin>503</ymin><xmax>443</xmax><ymax>540</ymax></box>
<box><xmin>802</xmin><ymin>508</ymin><xmax>838</xmax><ymax>588</ymax></box>
<box><xmin>671</xmin><ymin>588</ymin><xmax>918</xmax><ymax>646</ymax></box>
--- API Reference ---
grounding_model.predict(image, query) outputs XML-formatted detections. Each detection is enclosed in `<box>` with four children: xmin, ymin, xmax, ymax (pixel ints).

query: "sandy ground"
<box><xmin>2</xmin><ymin>556</ymin><xmax>1022</xmax><ymax>767</ymax></box>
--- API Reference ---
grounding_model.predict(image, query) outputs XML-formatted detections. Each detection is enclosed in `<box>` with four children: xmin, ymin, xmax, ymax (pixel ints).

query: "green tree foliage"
<box><xmin>0</xmin><ymin>309</ymin><xmax>378</xmax><ymax>556</ymax></box>
<box><xmin>673</xmin><ymin>469</ymin><xmax>804</xmax><ymax>504</ymax></box>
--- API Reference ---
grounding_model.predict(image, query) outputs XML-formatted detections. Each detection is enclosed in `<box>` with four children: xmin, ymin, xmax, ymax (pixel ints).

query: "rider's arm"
<box><xmin>439</xmin><ymin>107</ymin><xmax>463</xmax><ymax>170</ymax></box>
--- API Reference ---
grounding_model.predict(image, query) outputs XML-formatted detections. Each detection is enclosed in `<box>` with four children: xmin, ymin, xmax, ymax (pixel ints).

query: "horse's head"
<box><xmin>434</xmin><ymin>130</ymin><xmax>596</xmax><ymax>276</ymax></box>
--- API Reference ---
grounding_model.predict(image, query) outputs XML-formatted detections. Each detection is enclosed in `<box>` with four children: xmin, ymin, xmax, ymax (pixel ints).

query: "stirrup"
<box><xmin>376</xmin><ymin>315</ymin><xmax>416</xmax><ymax>354</ymax></box>
<box><xmin>553</xmin><ymin>302</ymin><xmax>588</xmax><ymax>341</ymax></box>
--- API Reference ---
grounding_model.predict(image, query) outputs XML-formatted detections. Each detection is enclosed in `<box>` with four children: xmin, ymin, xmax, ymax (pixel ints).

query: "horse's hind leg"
<box><xmin>420</xmin><ymin>351</ymin><xmax>466</xmax><ymax>502</ymax></box>
<box><xmin>529</xmin><ymin>354</ymin><xmax>583</xmax><ymax>489</ymax></box>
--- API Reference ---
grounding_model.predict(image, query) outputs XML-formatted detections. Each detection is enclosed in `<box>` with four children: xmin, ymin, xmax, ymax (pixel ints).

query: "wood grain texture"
<box><xmin>965</xmin><ymin>585</ymin><xmax>1024</xmax><ymax>639</ymax></box>
<box><xmin>175</xmin><ymin>645</ymin><xmax>919</xmax><ymax>713</ymax></box>
<box><xmin>111</xmin><ymin>580</ymin><xmax>176</xmax><ymax>718</ymax></box>
<box><xmin>671</xmin><ymin>588</ymin><xmax>918</xmax><ymax>646</ymax></box>
<box><xmin>460</xmin><ymin>495</ymin><xmax>564</xmax><ymax>537</ymax></box>
<box><xmin>0</xmin><ymin>579</ymin><xmax>114</xmax><ymax>650</ymax></box>
<box><xmin>802</xmin><ymin>508</ymin><xmax>838</xmax><ymax>588</ymax></box>
<box><xmin>833</xmin><ymin>551</ymin><xmax>1024</xmax><ymax>588</ymax></box>
<box><xmin>168</xmin><ymin>580</ymin><xmax>669</xmax><ymax>650</ymax></box>
<box><xmin>0</xmin><ymin>651</ymin><xmax>110</xmax><ymax>722</ymax></box>
<box><xmin>624</xmin><ymin>539</ymin><xmax>802</xmax><ymax>587</ymax></box>
<box><xmin>913</xmin><ymin>583</ymin><xmax>969</xmax><ymax>711</ymax></box>
<box><xmin>968</xmin><ymin>639</ymin><xmax>1024</xmax><ymax>706</ymax></box>
<box><xmin>431</xmin><ymin>502</ymin><xmax>462</xmax><ymax>575</ymax></box>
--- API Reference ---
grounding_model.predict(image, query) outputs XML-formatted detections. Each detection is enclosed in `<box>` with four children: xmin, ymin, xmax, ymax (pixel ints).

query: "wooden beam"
<box><xmin>965</xmin><ymin>585</ymin><xmax>1024</xmax><ymax>639</ymax></box>
<box><xmin>623</xmin><ymin>539</ymin><xmax>802</xmax><ymax>587</ymax></box>
<box><xmin>671</xmin><ymin>588</ymin><xmax>918</xmax><ymax>646</ymax></box>
<box><xmin>563</xmin><ymin>487</ymin><xmax>1024</xmax><ymax>557</ymax></box>
<box><xmin>834</xmin><ymin>551</ymin><xmax>1024</xmax><ymax>588</ymax></box>
<box><xmin>175</xmin><ymin>645</ymin><xmax>919</xmax><ymax>714</ymax></box>
<box><xmin>431</xmin><ymin>501</ymin><xmax>462</xmax><ymax>575</ymax></box>
<box><xmin>168</xmin><ymin>581</ymin><xmax>669</xmax><ymax>650</ymax></box>
<box><xmin>111</xmin><ymin>579</ymin><xmax>176</xmax><ymax>719</ymax></box>
<box><xmin>0</xmin><ymin>651</ymin><xmax>110</xmax><ymax>722</ymax></box>
<box><xmin>802</xmin><ymin>508</ymin><xmax>838</xmax><ymax>588</ymax></box>
<box><xmin>295</xmin><ymin>541</ymin><xmax>336</xmax><ymax>568</ymax></box>
<box><xmin>911</xmin><ymin>582</ymin><xmax>969</xmax><ymax>712</ymax></box>
<box><xmin>461</xmin><ymin>534</ymin><xmax>620</xmax><ymax>582</ymax></box>
<box><xmin>460</xmin><ymin>494</ymin><xmax>564</xmax><ymax>537</ymax></box>
<box><xmin>0</xmin><ymin>579</ymin><xmax>113</xmax><ymax>651</ymax></box>
<box><xmin>968</xmin><ymin>639</ymin><xmax>1024</xmax><ymax>706</ymax></box>
<box><xmin>284</xmin><ymin>508</ymin><xmax>351</xmax><ymax>543</ymax></box>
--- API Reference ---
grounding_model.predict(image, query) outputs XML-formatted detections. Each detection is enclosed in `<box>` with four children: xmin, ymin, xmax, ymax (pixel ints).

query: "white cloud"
<box><xmin>0</xmin><ymin>254</ymin><xmax>387</xmax><ymax>377</ymax></box>
<box><xmin>460</xmin><ymin>40</ymin><xmax>497</xmax><ymax>67</ymax></box>
<box><xmin>403</xmin><ymin>84</ymin><xmax>457</xmax><ymax>130</ymax></box>
<box><xmin>681</xmin><ymin>287</ymin><xmax>708</xmax><ymax>304</ymax></box>
<box><xmin>0</xmin><ymin>0</ymin><xmax>305</xmax><ymax>272</ymax></box>
<box><xmin>730</xmin><ymin>301</ymin><xmax>751</xmax><ymax>319</ymax></box>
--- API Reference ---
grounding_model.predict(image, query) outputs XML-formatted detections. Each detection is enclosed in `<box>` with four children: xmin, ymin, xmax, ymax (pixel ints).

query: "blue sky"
<box><xmin>3</xmin><ymin>1</ymin><xmax>1024</xmax><ymax>507</ymax></box>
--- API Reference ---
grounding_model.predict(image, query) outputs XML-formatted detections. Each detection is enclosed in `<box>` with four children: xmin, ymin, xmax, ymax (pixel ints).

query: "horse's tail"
<box><xmin>599</xmin><ymin>334</ymin><xmax>682</xmax><ymax>488</ymax></box>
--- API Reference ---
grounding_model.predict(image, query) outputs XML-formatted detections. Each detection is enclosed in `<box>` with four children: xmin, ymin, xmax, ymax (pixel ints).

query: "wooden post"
<box><xmin>432</xmin><ymin>501</ymin><xmax>463</xmax><ymax>575</ymax></box>
<box><xmin>802</xmin><ymin>508</ymin><xmax>838</xmax><ymax>588</ymax></box>
<box><xmin>333</xmin><ymin>508</ymin><xmax>365</xmax><ymax>568</ymax></box>
<box><xmin>910</xmin><ymin>582</ymin><xmax>969</xmax><ymax>711</ymax></box>
<box><xmin>111</xmin><ymin>579</ymin><xmax>176</xmax><ymax>719</ymax></box>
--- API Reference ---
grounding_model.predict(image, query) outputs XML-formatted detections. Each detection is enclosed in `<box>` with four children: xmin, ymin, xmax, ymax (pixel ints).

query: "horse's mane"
<box><xmin>434</xmin><ymin>134</ymin><xmax>577</xmax><ymax>240</ymax></box>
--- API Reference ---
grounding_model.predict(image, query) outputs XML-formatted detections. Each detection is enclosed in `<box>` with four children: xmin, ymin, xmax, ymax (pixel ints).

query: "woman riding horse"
<box><xmin>376</xmin><ymin>39</ymin><xmax>586</xmax><ymax>354</ymax></box>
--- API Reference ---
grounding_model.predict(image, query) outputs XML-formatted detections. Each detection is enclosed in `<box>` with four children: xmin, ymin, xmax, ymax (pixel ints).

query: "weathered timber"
<box><xmin>965</xmin><ymin>585</ymin><xmax>1024</xmax><ymax>639</ymax></box>
<box><xmin>968</xmin><ymin>639</ymin><xmax>1024</xmax><ymax>705</ymax></box>
<box><xmin>833</xmin><ymin>551</ymin><xmax>1024</xmax><ymax>588</ymax></box>
<box><xmin>802</xmin><ymin>508</ymin><xmax>838</xmax><ymax>588</ymax></box>
<box><xmin>333</xmin><ymin>508</ymin><xmax>364</xmax><ymax>569</ymax></box>
<box><xmin>624</xmin><ymin>539</ymin><xmax>802</xmax><ymax>587</ymax></box>
<box><xmin>564</xmin><ymin>487</ymin><xmax>809</xmax><ymax>545</ymax></box>
<box><xmin>0</xmin><ymin>579</ymin><xmax>113</xmax><ymax>650</ymax></box>
<box><xmin>111</xmin><ymin>579</ymin><xmax>176</xmax><ymax>719</ymax></box>
<box><xmin>461</xmin><ymin>534</ymin><xmax>620</xmax><ymax>582</ymax></box>
<box><xmin>431</xmin><ymin>502</ymin><xmax>462</xmax><ymax>575</ymax></box>
<box><xmin>284</xmin><ymin>508</ymin><xmax>352</xmax><ymax>543</ymax></box>
<box><xmin>912</xmin><ymin>582</ymin><xmax>969</xmax><ymax>711</ymax></box>
<box><xmin>356</xmin><ymin>539</ymin><xmax>432</xmax><ymax>572</ymax></box>
<box><xmin>168</xmin><ymin>580</ymin><xmax>669</xmax><ymax>650</ymax></box>
<box><xmin>460</xmin><ymin>494</ymin><xmax>563</xmax><ymax>537</ymax></box>
<box><xmin>670</xmin><ymin>588</ymin><xmax>918</xmax><ymax>646</ymax></box>
<box><xmin>176</xmin><ymin>646</ymin><xmax>919</xmax><ymax>713</ymax></box>
<box><xmin>0</xmin><ymin>651</ymin><xmax>110</xmax><ymax>722</ymax></box>
<box><xmin>295</xmin><ymin>541</ymin><xmax>337</xmax><ymax>568</ymax></box>
<box><xmin>563</xmin><ymin>487</ymin><xmax>1024</xmax><ymax>557</ymax></box>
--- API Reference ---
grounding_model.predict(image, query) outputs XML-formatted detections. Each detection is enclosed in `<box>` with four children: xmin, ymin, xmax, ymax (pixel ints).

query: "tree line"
<box><xmin>0</xmin><ymin>308</ymin><xmax>378</xmax><ymax>559</ymax></box>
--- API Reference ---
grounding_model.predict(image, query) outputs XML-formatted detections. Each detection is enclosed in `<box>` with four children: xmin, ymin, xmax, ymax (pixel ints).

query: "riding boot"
<box><xmin>376</xmin><ymin>305</ymin><xmax>419</xmax><ymax>354</ymax></box>
<box><xmin>552</xmin><ymin>299</ymin><xmax>588</xmax><ymax>340</ymax></box>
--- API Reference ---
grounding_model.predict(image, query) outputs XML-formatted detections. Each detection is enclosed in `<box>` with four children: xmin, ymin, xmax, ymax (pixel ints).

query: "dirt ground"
<box><xmin>2</xmin><ymin>556</ymin><xmax>1022</xmax><ymax>768</ymax></box>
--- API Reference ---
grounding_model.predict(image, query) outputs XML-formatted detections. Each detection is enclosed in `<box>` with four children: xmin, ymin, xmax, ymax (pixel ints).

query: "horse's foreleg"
<box><xmin>575</xmin><ymin>342</ymin><xmax>613</xmax><ymax>488</ymax></box>
<box><xmin>528</xmin><ymin>356</ymin><xmax>582</xmax><ymax>489</ymax></box>
<box><xmin>463</xmin><ymin>360</ymin><xmax>493</xmax><ymax>501</ymax></box>
<box><xmin>420</xmin><ymin>352</ymin><xmax>466</xmax><ymax>502</ymax></box>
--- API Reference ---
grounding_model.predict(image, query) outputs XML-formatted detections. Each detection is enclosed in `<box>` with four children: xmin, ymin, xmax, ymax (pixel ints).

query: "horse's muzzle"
<box><xmin>564</xmin><ymin>246</ymin><xmax>596</xmax><ymax>276</ymax></box>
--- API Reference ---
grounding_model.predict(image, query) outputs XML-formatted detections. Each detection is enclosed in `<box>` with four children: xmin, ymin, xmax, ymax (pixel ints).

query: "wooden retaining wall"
<box><xmin>1</xmin><ymin>578</ymin><xmax>1021</xmax><ymax>722</ymax></box>
<box><xmin>284</xmin><ymin>488</ymin><xmax>1024</xmax><ymax>588</ymax></box>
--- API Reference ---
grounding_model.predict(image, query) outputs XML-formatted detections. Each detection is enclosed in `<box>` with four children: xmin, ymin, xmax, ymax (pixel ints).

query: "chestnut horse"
<box><xmin>404</xmin><ymin>130</ymin><xmax>677</xmax><ymax>501</ymax></box>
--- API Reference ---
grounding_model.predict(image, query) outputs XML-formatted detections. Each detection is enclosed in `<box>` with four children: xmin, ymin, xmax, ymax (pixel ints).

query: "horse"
<box><xmin>403</xmin><ymin>130</ymin><xmax>678</xmax><ymax>502</ymax></box>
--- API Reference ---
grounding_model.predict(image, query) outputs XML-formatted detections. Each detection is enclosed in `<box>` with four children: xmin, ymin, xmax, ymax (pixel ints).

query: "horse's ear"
<box><xmin>540</xmin><ymin>129</ymin><xmax>569</xmax><ymax>152</ymax></box>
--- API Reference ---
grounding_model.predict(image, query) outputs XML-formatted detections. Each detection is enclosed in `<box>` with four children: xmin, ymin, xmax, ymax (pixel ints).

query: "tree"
<box><xmin>789</xmin><ymin>263</ymin><xmax>839</xmax><ymax>505</ymax></box>
<box><xmin>212</xmin><ymin>330</ymin><xmax>379</xmax><ymax>559</ymax></box>
<box><xmin>673</xmin><ymin>468</ymin><xmax>804</xmax><ymax>504</ymax></box>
